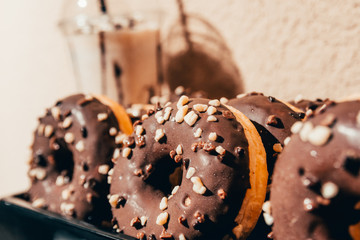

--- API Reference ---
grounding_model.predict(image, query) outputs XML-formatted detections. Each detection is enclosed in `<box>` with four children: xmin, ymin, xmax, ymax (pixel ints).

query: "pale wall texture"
<box><xmin>0</xmin><ymin>0</ymin><xmax>359</xmax><ymax>196</ymax></box>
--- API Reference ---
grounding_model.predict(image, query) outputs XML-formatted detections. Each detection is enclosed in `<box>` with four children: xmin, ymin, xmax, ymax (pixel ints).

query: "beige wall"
<box><xmin>0</xmin><ymin>0</ymin><xmax>359</xmax><ymax>196</ymax></box>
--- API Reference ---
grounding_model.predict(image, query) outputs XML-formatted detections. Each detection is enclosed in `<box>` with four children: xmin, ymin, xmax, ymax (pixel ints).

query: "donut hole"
<box><xmin>53</xmin><ymin>139</ymin><xmax>74</xmax><ymax>181</ymax></box>
<box><xmin>145</xmin><ymin>155</ymin><xmax>183</xmax><ymax>196</ymax></box>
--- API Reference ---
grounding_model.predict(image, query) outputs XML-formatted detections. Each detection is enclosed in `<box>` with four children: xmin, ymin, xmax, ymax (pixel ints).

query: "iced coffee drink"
<box><xmin>60</xmin><ymin>3</ymin><xmax>162</xmax><ymax>106</ymax></box>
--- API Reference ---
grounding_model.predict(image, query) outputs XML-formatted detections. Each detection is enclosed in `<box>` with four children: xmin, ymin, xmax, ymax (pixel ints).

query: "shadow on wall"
<box><xmin>162</xmin><ymin>1</ymin><xmax>244</xmax><ymax>99</ymax></box>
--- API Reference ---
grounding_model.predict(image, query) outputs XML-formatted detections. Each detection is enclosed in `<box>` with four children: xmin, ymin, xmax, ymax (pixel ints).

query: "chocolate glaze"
<box><xmin>110</xmin><ymin>98</ymin><xmax>251</xmax><ymax>239</ymax></box>
<box><xmin>28</xmin><ymin>94</ymin><xmax>120</xmax><ymax>224</ymax></box>
<box><xmin>271</xmin><ymin>100</ymin><xmax>360</xmax><ymax>240</ymax></box>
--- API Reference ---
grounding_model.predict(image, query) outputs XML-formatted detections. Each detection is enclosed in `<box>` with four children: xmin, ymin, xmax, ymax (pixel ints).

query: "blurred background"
<box><xmin>0</xmin><ymin>0</ymin><xmax>360</xmax><ymax>197</ymax></box>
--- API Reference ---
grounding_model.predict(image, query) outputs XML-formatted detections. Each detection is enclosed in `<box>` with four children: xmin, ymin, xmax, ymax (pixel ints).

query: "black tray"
<box><xmin>0</xmin><ymin>193</ymin><xmax>135</xmax><ymax>240</ymax></box>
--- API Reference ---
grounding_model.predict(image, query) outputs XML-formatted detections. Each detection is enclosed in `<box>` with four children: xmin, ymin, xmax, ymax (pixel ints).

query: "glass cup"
<box><xmin>59</xmin><ymin>0</ymin><xmax>163</xmax><ymax>107</ymax></box>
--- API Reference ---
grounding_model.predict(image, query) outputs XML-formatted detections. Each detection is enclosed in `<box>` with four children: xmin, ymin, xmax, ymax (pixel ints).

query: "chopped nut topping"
<box><xmin>186</xmin><ymin>167</ymin><xmax>196</xmax><ymax>179</ymax></box>
<box><xmin>273</xmin><ymin>143</ymin><xmax>283</xmax><ymax>153</ymax></box>
<box><xmin>98</xmin><ymin>164</ymin><xmax>110</xmax><ymax>175</ymax></box>
<box><xmin>262</xmin><ymin>201</ymin><xmax>272</xmax><ymax>214</ymax></box>
<box><xmin>184</xmin><ymin>111</ymin><xmax>198</xmax><ymax>126</ymax></box>
<box><xmin>163</xmin><ymin>111</ymin><xmax>171</xmax><ymax>121</ymax></box>
<box><xmin>220</xmin><ymin>97</ymin><xmax>229</xmax><ymax>104</ymax></box>
<box><xmin>208</xmin><ymin>132</ymin><xmax>217</xmax><ymax>141</ymax></box>
<box><xmin>115</xmin><ymin>133</ymin><xmax>127</xmax><ymax>145</ymax></box>
<box><xmin>97</xmin><ymin>113</ymin><xmax>108</xmax><ymax>122</ymax></box>
<box><xmin>222</xmin><ymin>110</ymin><xmax>235</xmax><ymax>119</ymax></box>
<box><xmin>159</xmin><ymin>229</ymin><xmax>173</xmax><ymax>239</ymax></box>
<box><xmin>175</xmin><ymin>86</ymin><xmax>185</xmax><ymax>95</ymax></box>
<box><xmin>217</xmin><ymin>189</ymin><xmax>227</xmax><ymax>200</ymax></box>
<box><xmin>75</xmin><ymin>140</ymin><xmax>85</xmax><ymax>152</ymax></box>
<box><xmin>109</xmin><ymin>127</ymin><xmax>118</xmax><ymax>136</ymax></box>
<box><xmin>207</xmin><ymin>116</ymin><xmax>217</xmax><ymax>122</ymax></box>
<box><xmin>321</xmin><ymin>181</ymin><xmax>339</xmax><ymax>199</ymax></box>
<box><xmin>216</xmin><ymin>146</ymin><xmax>226</xmax><ymax>155</ymax></box>
<box><xmin>109</xmin><ymin>194</ymin><xmax>120</xmax><ymax>208</ymax></box>
<box><xmin>299</xmin><ymin>122</ymin><xmax>314</xmax><ymax>142</ymax></box>
<box><xmin>141</xmin><ymin>114</ymin><xmax>149</xmax><ymax>121</ymax></box>
<box><xmin>184</xmin><ymin>197</ymin><xmax>191</xmax><ymax>207</ymax></box>
<box><xmin>191</xmin><ymin>176</ymin><xmax>207</xmax><ymax>194</ymax></box>
<box><xmin>176</xmin><ymin>234</ymin><xmax>185</xmax><ymax>240</ymax></box>
<box><xmin>316</xmin><ymin>196</ymin><xmax>331</xmax><ymax>206</ymax></box>
<box><xmin>44</xmin><ymin>125</ymin><xmax>54</xmax><ymax>138</ymax></box>
<box><xmin>156</xmin><ymin>212</ymin><xmax>169</xmax><ymax>225</ymax></box>
<box><xmin>171</xmin><ymin>185</ymin><xmax>180</xmax><ymax>195</ymax></box>
<box><xmin>169</xmin><ymin>150</ymin><xmax>176</xmax><ymax>159</ymax></box>
<box><xmin>207</xmin><ymin>106</ymin><xmax>217</xmax><ymax>115</ymax></box>
<box><xmin>159</xmin><ymin>197</ymin><xmax>168</xmax><ymax>210</ymax></box>
<box><xmin>29</xmin><ymin>168</ymin><xmax>47</xmax><ymax>180</ymax></box>
<box><xmin>303</xmin><ymin>198</ymin><xmax>318</xmax><ymax>212</ymax></box>
<box><xmin>193</xmin><ymin>104</ymin><xmax>208</xmax><ymax>112</ymax></box>
<box><xmin>37</xmin><ymin>124</ymin><xmax>45</xmax><ymax>135</ymax></box>
<box><xmin>60</xmin><ymin>202</ymin><xmax>75</xmax><ymax>216</ymax></box>
<box><xmin>236</xmin><ymin>93</ymin><xmax>247</xmax><ymax>99</ymax></box>
<box><xmin>113</xmin><ymin>148</ymin><xmax>121</xmax><ymax>159</ymax></box>
<box><xmin>130</xmin><ymin>217</ymin><xmax>141</xmax><ymax>227</ymax></box>
<box><xmin>136</xmin><ymin>232</ymin><xmax>145</xmax><ymax>240</ymax></box>
<box><xmin>209</xmin><ymin>99</ymin><xmax>220</xmax><ymax>107</ymax></box>
<box><xmin>64</xmin><ymin>132</ymin><xmax>75</xmax><ymax>144</ymax></box>
<box><xmin>107</xmin><ymin>176</ymin><xmax>112</xmax><ymax>184</ymax></box>
<box><xmin>140</xmin><ymin>216</ymin><xmax>148</xmax><ymax>226</ymax></box>
<box><xmin>154</xmin><ymin>129</ymin><xmax>165</xmax><ymax>142</ymax></box>
<box><xmin>157</xmin><ymin>116</ymin><xmax>165</xmax><ymax>124</ymax></box>
<box><xmin>62</xmin><ymin>189</ymin><xmax>71</xmax><ymax>200</ymax></box>
<box><xmin>176</xmin><ymin>144</ymin><xmax>183</xmax><ymax>155</ymax></box>
<box><xmin>176</xmin><ymin>105</ymin><xmax>189</xmax><ymax>123</ymax></box>
<box><xmin>62</xmin><ymin>117</ymin><xmax>72</xmax><ymax>129</ymax></box>
<box><xmin>133</xmin><ymin>169</ymin><xmax>143</xmax><ymax>177</ymax></box>
<box><xmin>56</xmin><ymin>175</ymin><xmax>68</xmax><ymax>186</ymax></box>
<box><xmin>291</xmin><ymin>121</ymin><xmax>303</xmax><ymax>134</ymax></box>
<box><xmin>122</xmin><ymin>147</ymin><xmax>132</xmax><ymax>158</ymax></box>
<box><xmin>177</xmin><ymin>95</ymin><xmax>189</xmax><ymax>109</ymax></box>
<box><xmin>174</xmin><ymin>155</ymin><xmax>183</xmax><ymax>163</ymax></box>
<box><xmin>284</xmin><ymin>137</ymin><xmax>291</xmax><ymax>145</ymax></box>
<box><xmin>135</xmin><ymin>125</ymin><xmax>144</xmax><ymax>135</ymax></box>
<box><xmin>178</xmin><ymin>215</ymin><xmax>186</xmax><ymax>224</ymax></box>
<box><xmin>194</xmin><ymin>128</ymin><xmax>203</xmax><ymax>138</ymax></box>
<box><xmin>32</xmin><ymin>198</ymin><xmax>46</xmax><ymax>208</ymax></box>
<box><xmin>108</xmin><ymin>168</ymin><xmax>114</xmax><ymax>176</ymax></box>
<box><xmin>263</xmin><ymin>212</ymin><xmax>274</xmax><ymax>226</ymax></box>
<box><xmin>308</xmin><ymin>125</ymin><xmax>332</xmax><ymax>146</ymax></box>
<box><xmin>51</xmin><ymin>107</ymin><xmax>61</xmax><ymax>120</ymax></box>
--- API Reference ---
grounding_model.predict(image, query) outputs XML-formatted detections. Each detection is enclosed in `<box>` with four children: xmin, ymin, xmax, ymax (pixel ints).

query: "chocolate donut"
<box><xmin>289</xmin><ymin>96</ymin><xmax>327</xmax><ymax>117</ymax></box>
<box><xmin>28</xmin><ymin>94</ymin><xmax>132</xmax><ymax>223</ymax></box>
<box><xmin>227</xmin><ymin>92</ymin><xmax>305</xmax><ymax>239</ymax></box>
<box><xmin>110</xmin><ymin>97</ymin><xmax>268</xmax><ymax>239</ymax></box>
<box><xmin>270</xmin><ymin>100</ymin><xmax>360</xmax><ymax>240</ymax></box>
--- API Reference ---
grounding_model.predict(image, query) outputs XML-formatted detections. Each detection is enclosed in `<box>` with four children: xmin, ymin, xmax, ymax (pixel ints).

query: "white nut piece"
<box><xmin>177</xmin><ymin>95</ymin><xmax>189</xmax><ymax>109</ymax></box>
<box><xmin>171</xmin><ymin>185</ymin><xmax>180</xmax><ymax>195</ymax></box>
<box><xmin>75</xmin><ymin>140</ymin><xmax>85</xmax><ymax>152</ymax></box>
<box><xmin>308</xmin><ymin>125</ymin><xmax>332</xmax><ymax>146</ymax></box>
<box><xmin>194</xmin><ymin>128</ymin><xmax>203</xmax><ymax>138</ymax></box>
<box><xmin>140</xmin><ymin>216</ymin><xmax>148</xmax><ymax>226</ymax></box>
<box><xmin>51</xmin><ymin>107</ymin><xmax>61</xmax><ymax>120</ymax></box>
<box><xmin>159</xmin><ymin>197</ymin><xmax>168</xmax><ymax>210</ymax></box>
<box><xmin>37</xmin><ymin>124</ymin><xmax>45</xmax><ymax>135</ymax></box>
<box><xmin>98</xmin><ymin>164</ymin><xmax>110</xmax><ymax>175</ymax></box>
<box><xmin>207</xmin><ymin>106</ymin><xmax>217</xmax><ymax>115</ymax></box>
<box><xmin>208</xmin><ymin>132</ymin><xmax>217</xmax><ymax>141</ymax></box>
<box><xmin>299</xmin><ymin>122</ymin><xmax>314</xmax><ymax>142</ymax></box>
<box><xmin>97</xmin><ymin>113</ymin><xmax>108</xmax><ymax>121</ymax></box>
<box><xmin>44</xmin><ymin>125</ymin><xmax>54</xmax><ymax>138</ymax></box>
<box><xmin>179</xmin><ymin>233</ymin><xmax>186</xmax><ymax>240</ymax></box>
<box><xmin>122</xmin><ymin>147</ymin><xmax>132</xmax><ymax>158</ymax></box>
<box><xmin>115</xmin><ymin>134</ymin><xmax>127</xmax><ymax>145</ymax></box>
<box><xmin>62</xmin><ymin>117</ymin><xmax>73</xmax><ymax>129</ymax></box>
<box><xmin>109</xmin><ymin>194</ymin><xmax>120</xmax><ymax>208</ymax></box>
<box><xmin>175</xmin><ymin>105</ymin><xmax>189</xmax><ymax>123</ymax></box>
<box><xmin>284</xmin><ymin>137</ymin><xmax>291</xmax><ymax>145</ymax></box>
<box><xmin>209</xmin><ymin>99</ymin><xmax>220</xmax><ymax>107</ymax></box>
<box><xmin>109</xmin><ymin>127</ymin><xmax>118</xmax><ymax>136</ymax></box>
<box><xmin>176</xmin><ymin>145</ymin><xmax>183</xmax><ymax>155</ymax></box>
<box><xmin>291</xmin><ymin>121</ymin><xmax>303</xmax><ymax>134</ymax></box>
<box><xmin>184</xmin><ymin>111</ymin><xmax>198</xmax><ymax>126</ymax></box>
<box><xmin>207</xmin><ymin>116</ymin><xmax>217</xmax><ymax>122</ymax></box>
<box><xmin>135</xmin><ymin>125</ymin><xmax>144</xmax><ymax>136</ymax></box>
<box><xmin>216</xmin><ymin>146</ymin><xmax>226</xmax><ymax>155</ymax></box>
<box><xmin>263</xmin><ymin>212</ymin><xmax>274</xmax><ymax>226</ymax></box>
<box><xmin>32</xmin><ymin>198</ymin><xmax>46</xmax><ymax>208</ymax></box>
<box><xmin>64</xmin><ymin>132</ymin><xmax>75</xmax><ymax>144</ymax></box>
<box><xmin>156</xmin><ymin>212</ymin><xmax>169</xmax><ymax>225</ymax></box>
<box><xmin>220</xmin><ymin>97</ymin><xmax>229</xmax><ymax>104</ymax></box>
<box><xmin>321</xmin><ymin>182</ymin><xmax>339</xmax><ymax>199</ymax></box>
<box><xmin>236</xmin><ymin>93</ymin><xmax>247</xmax><ymax>99</ymax></box>
<box><xmin>186</xmin><ymin>167</ymin><xmax>196</xmax><ymax>179</ymax></box>
<box><xmin>113</xmin><ymin>148</ymin><xmax>121</xmax><ymax>159</ymax></box>
<box><xmin>191</xmin><ymin>176</ymin><xmax>207</xmax><ymax>195</ymax></box>
<box><xmin>193</xmin><ymin>104</ymin><xmax>208</xmax><ymax>112</ymax></box>
<box><xmin>154</xmin><ymin>129</ymin><xmax>165</xmax><ymax>142</ymax></box>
